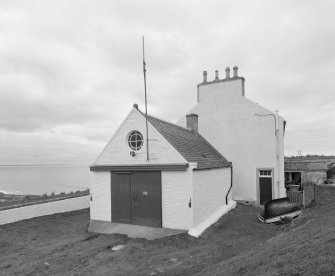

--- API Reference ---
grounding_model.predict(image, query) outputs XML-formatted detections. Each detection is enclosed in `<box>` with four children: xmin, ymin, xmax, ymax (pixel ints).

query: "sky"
<box><xmin>0</xmin><ymin>0</ymin><xmax>334</xmax><ymax>165</ymax></box>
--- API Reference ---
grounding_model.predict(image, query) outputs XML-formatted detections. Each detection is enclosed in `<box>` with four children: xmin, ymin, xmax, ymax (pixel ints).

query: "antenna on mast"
<box><xmin>142</xmin><ymin>36</ymin><xmax>149</xmax><ymax>162</ymax></box>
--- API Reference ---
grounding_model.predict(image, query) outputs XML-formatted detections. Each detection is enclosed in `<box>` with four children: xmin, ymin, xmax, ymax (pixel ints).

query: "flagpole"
<box><xmin>142</xmin><ymin>36</ymin><xmax>149</xmax><ymax>162</ymax></box>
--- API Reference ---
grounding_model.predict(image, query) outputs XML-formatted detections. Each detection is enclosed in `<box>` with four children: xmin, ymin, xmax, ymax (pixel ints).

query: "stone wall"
<box><xmin>315</xmin><ymin>184</ymin><xmax>335</xmax><ymax>204</ymax></box>
<box><xmin>302</xmin><ymin>182</ymin><xmax>335</xmax><ymax>206</ymax></box>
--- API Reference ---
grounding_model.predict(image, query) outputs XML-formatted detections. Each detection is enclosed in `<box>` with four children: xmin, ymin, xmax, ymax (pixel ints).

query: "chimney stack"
<box><xmin>186</xmin><ymin>113</ymin><xmax>198</xmax><ymax>132</ymax></box>
<box><xmin>215</xmin><ymin>70</ymin><xmax>219</xmax><ymax>81</ymax></box>
<box><xmin>225</xmin><ymin>67</ymin><xmax>230</xmax><ymax>79</ymax></box>
<box><xmin>233</xmin><ymin>66</ymin><xmax>238</xmax><ymax>77</ymax></box>
<box><xmin>203</xmin><ymin>71</ymin><xmax>207</xmax><ymax>83</ymax></box>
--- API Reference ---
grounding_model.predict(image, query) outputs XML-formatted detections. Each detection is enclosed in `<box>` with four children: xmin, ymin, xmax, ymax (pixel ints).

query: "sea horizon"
<box><xmin>0</xmin><ymin>164</ymin><xmax>91</xmax><ymax>195</ymax></box>
<box><xmin>0</xmin><ymin>163</ymin><xmax>91</xmax><ymax>167</ymax></box>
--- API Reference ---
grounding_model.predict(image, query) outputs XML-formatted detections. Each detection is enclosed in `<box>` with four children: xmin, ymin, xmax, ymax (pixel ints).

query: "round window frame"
<box><xmin>127</xmin><ymin>130</ymin><xmax>144</xmax><ymax>151</ymax></box>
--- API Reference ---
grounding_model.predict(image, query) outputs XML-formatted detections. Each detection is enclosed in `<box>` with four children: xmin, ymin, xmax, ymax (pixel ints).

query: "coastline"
<box><xmin>0</xmin><ymin>189</ymin><xmax>90</xmax><ymax>211</ymax></box>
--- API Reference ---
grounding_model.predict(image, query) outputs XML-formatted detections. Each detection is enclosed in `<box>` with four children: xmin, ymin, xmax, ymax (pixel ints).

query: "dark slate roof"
<box><xmin>147</xmin><ymin>115</ymin><xmax>231</xmax><ymax>170</ymax></box>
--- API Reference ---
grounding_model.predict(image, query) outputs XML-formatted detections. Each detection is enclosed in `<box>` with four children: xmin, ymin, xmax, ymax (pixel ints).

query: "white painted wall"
<box><xmin>178</xmin><ymin>79</ymin><xmax>285</xmax><ymax>205</ymax></box>
<box><xmin>95</xmin><ymin>108</ymin><xmax>186</xmax><ymax>166</ymax></box>
<box><xmin>90</xmin><ymin>171</ymin><xmax>111</xmax><ymax>221</ymax></box>
<box><xmin>0</xmin><ymin>195</ymin><xmax>89</xmax><ymax>225</ymax></box>
<box><xmin>161</xmin><ymin>163</ymin><xmax>196</xmax><ymax>230</ymax></box>
<box><xmin>192</xmin><ymin>167</ymin><xmax>231</xmax><ymax>227</ymax></box>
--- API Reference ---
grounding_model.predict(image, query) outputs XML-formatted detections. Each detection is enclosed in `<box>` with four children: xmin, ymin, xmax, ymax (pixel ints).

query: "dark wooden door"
<box><xmin>131</xmin><ymin>172</ymin><xmax>162</xmax><ymax>227</ymax></box>
<box><xmin>111</xmin><ymin>171</ymin><xmax>162</xmax><ymax>227</ymax></box>
<box><xmin>111</xmin><ymin>172</ymin><xmax>132</xmax><ymax>223</ymax></box>
<box><xmin>259</xmin><ymin>177</ymin><xmax>272</xmax><ymax>205</ymax></box>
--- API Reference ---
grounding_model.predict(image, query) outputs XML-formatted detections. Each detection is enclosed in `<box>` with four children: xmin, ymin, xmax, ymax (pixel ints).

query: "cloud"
<box><xmin>0</xmin><ymin>0</ymin><xmax>334</xmax><ymax>164</ymax></box>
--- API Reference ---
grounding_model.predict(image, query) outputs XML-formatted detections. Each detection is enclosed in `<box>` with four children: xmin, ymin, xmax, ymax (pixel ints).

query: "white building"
<box><xmin>178</xmin><ymin>67</ymin><xmax>286</xmax><ymax>205</ymax></box>
<box><xmin>89</xmin><ymin>66</ymin><xmax>286</xmax><ymax>236</ymax></box>
<box><xmin>90</xmin><ymin>106</ymin><xmax>236</xmax><ymax>237</ymax></box>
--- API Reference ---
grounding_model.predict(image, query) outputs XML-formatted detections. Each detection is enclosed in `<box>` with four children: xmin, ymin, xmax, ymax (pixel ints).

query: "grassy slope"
<box><xmin>1</xmin><ymin>202</ymin><xmax>334</xmax><ymax>276</ymax></box>
<box><xmin>0</xmin><ymin>205</ymin><xmax>280</xmax><ymax>276</ymax></box>
<box><xmin>200</xmin><ymin>201</ymin><xmax>335</xmax><ymax>276</ymax></box>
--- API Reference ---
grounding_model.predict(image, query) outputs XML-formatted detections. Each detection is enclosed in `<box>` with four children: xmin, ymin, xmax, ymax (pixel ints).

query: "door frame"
<box><xmin>256</xmin><ymin>168</ymin><xmax>274</xmax><ymax>206</ymax></box>
<box><xmin>110</xmin><ymin>171</ymin><xmax>163</xmax><ymax>227</ymax></box>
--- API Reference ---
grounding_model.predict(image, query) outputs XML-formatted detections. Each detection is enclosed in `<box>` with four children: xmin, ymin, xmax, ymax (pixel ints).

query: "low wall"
<box><xmin>315</xmin><ymin>184</ymin><xmax>335</xmax><ymax>204</ymax></box>
<box><xmin>302</xmin><ymin>182</ymin><xmax>335</xmax><ymax>206</ymax></box>
<box><xmin>0</xmin><ymin>195</ymin><xmax>90</xmax><ymax>225</ymax></box>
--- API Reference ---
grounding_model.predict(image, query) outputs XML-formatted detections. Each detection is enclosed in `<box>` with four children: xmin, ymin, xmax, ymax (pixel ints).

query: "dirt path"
<box><xmin>0</xmin><ymin>205</ymin><xmax>281</xmax><ymax>275</ymax></box>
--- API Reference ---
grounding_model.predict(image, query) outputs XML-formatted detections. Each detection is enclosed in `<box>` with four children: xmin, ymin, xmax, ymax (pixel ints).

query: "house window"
<box><xmin>259</xmin><ymin>170</ymin><xmax>272</xmax><ymax>177</ymax></box>
<box><xmin>128</xmin><ymin>131</ymin><xmax>144</xmax><ymax>151</ymax></box>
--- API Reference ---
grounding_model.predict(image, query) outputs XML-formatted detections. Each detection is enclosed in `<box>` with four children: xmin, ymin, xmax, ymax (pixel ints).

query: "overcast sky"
<box><xmin>0</xmin><ymin>0</ymin><xmax>334</xmax><ymax>165</ymax></box>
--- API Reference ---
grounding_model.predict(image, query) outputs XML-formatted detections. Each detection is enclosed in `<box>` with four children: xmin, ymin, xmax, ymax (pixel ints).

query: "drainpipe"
<box><xmin>226</xmin><ymin>163</ymin><xmax>233</xmax><ymax>205</ymax></box>
<box><xmin>275</xmin><ymin>110</ymin><xmax>280</xmax><ymax>198</ymax></box>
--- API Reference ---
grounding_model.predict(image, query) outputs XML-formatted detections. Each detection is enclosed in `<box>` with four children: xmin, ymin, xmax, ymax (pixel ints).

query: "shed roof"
<box><xmin>284</xmin><ymin>160</ymin><xmax>329</xmax><ymax>172</ymax></box>
<box><xmin>146</xmin><ymin>114</ymin><xmax>231</xmax><ymax>170</ymax></box>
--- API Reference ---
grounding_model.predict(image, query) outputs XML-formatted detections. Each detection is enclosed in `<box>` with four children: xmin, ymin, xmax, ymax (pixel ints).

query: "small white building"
<box><xmin>90</xmin><ymin>105</ymin><xmax>235</xmax><ymax>237</ymax></box>
<box><xmin>178</xmin><ymin>67</ymin><xmax>286</xmax><ymax>205</ymax></box>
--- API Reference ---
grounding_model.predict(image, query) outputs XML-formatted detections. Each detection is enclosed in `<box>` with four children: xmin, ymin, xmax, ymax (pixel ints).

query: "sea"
<box><xmin>0</xmin><ymin>165</ymin><xmax>91</xmax><ymax>195</ymax></box>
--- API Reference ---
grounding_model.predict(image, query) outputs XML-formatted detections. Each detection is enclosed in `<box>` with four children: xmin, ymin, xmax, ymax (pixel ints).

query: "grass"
<box><xmin>0</xmin><ymin>204</ymin><xmax>280</xmax><ymax>275</ymax></box>
<box><xmin>201</xmin><ymin>201</ymin><xmax>335</xmax><ymax>276</ymax></box>
<box><xmin>1</xmin><ymin>202</ymin><xmax>334</xmax><ymax>275</ymax></box>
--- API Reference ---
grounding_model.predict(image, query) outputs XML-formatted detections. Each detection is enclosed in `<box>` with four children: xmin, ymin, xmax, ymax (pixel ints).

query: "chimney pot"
<box><xmin>225</xmin><ymin>67</ymin><xmax>230</xmax><ymax>79</ymax></box>
<box><xmin>215</xmin><ymin>70</ymin><xmax>219</xmax><ymax>81</ymax></box>
<box><xmin>233</xmin><ymin>66</ymin><xmax>238</xmax><ymax>77</ymax></box>
<box><xmin>203</xmin><ymin>71</ymin><xmax>207</xmax><ymax>83</ymax></box>
<box><xmin>133</xmin><ymin>103</ymin><xmax>138</xmax><ymax>109</ymax></box>
<box><xmin>186</xmin><ymin>113</ymin><xmax>199</xmax><ymax>132</ymax></box>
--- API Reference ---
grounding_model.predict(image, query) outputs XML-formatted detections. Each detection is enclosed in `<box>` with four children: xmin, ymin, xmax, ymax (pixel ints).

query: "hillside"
<box><xmin>1</xmin><ymin>201</ymin><xmax>335</xmax><ymax>275</ymax></box>
<box><xmin>0</xmin><ymin>204</ymin><xmax>281</xmax><ymax>275</ymax></box>
<box><xmin>200</xmin><ymin>201</ymin><xmax>335</xmax><ymax>276</ymax></box>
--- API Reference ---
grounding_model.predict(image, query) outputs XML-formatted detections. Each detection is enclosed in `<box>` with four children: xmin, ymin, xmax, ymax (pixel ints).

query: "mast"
<box><xmin>142</xmin><ymin>36</ymin><xmax>149</xmax><ymax>161</ymax></box>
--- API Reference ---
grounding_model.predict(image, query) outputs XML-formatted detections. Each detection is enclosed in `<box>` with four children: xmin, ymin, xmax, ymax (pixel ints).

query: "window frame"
<box><xmin>127</xmin><ymin>130</ymin><xmax>144</xmax><ymax>151</ymax></box>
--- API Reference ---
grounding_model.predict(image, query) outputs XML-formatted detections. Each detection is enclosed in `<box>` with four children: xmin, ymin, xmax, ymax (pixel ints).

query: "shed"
<box><xmin>285</xmin><ymin>160</ymin><xmax>329</xmax><ymax>186</ymax></box>
<box><xmin>89</xmin><ymin>105</ymin><xmax>236</xmax><ymax>237</ymax></box>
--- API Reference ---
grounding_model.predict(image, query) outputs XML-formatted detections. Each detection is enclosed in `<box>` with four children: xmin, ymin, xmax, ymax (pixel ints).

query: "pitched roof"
<box><xmin>147</xmin><ymin>115</ymin><xmax>231</xmax><ymax>170</ymax></box>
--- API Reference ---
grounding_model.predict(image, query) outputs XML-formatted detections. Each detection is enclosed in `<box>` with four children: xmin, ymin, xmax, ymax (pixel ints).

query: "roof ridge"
<box><xmin>136</xmin><ymin>106</ymin><xmax>196</xmax><ymax>135</ymax></box>
<box><xmin>147</xmin><ymin>114</ymin><xmax>196</xmax><ymax>134</ymax></box>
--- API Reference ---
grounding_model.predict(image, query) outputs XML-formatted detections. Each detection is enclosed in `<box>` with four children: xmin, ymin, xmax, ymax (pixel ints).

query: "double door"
<box><xmin>111</xmin><ymin>171</ymin><xmax>162</xmax><ymax>227</ymax></box>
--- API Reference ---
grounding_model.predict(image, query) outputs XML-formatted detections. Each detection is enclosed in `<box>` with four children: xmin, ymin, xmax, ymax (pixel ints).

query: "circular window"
<box><xmin>128</xmin><ymin>130</ymin><xmax>144</xmax><ymax>151</ymax></box>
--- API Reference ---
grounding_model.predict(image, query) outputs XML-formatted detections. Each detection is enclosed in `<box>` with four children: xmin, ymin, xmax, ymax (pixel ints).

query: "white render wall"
<box><xmin>161</xmin><ymin>164</ymin><xmax>195</xmax><ymax>230</ymax></box>
<box><xmin>0</xmin><ymin>196</ymin><xmax>89</xmax><ymax>225</ymax></box>
<box><xmin>90</xmin><ymin>166</ymin><xmax>195</xmax><ymax>230</ymax></box>
<box><xmin>90</xmin><ymin>165</ymin><xmax>234</xmax><ymax>231</ymax></box>
<box><xmin>179</xmin><ymin>79</ymin><xmax>285</xmax><ymax>205</ymax></box>
<box><xmin>95</xmin><ymin>108</ymin><xmax>186</xmax><ymax>166</ymax></box>
<box><xmin>192</xmin><ymin>168</ymin><xmax>231</xmax><ymax>227</ymax></box>
<box><xmin>90</xmin><ymin>171</ymin><xmax>111</xmax><ymax>221</ymax></box>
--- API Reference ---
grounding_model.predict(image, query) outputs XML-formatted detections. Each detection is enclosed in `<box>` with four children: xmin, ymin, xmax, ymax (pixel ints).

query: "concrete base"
<box><xmin>188</xmin><ymin>200</ymin><xmax>237</xmax><ymax>238</ymax></box>
<box><xmin>234</xmin><ymin>197</ymin><xmax>256</xmax><ymax>206</ymax></box>
<box><xmin>88</xmin><ymin>220</ymin><xmax>186</xmax><ymax>240</ymax></box>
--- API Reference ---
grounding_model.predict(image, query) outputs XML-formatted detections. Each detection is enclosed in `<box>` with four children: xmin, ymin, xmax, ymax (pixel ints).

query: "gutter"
<box><xmin>90</xmin><ymin>163</ymin><xmax>189</xmax><ymax>172</ymax></box>
<box><xmin>226</xmin><ymin>163</ymin><xmax>233</xmax><ymax>205</ymax></box>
